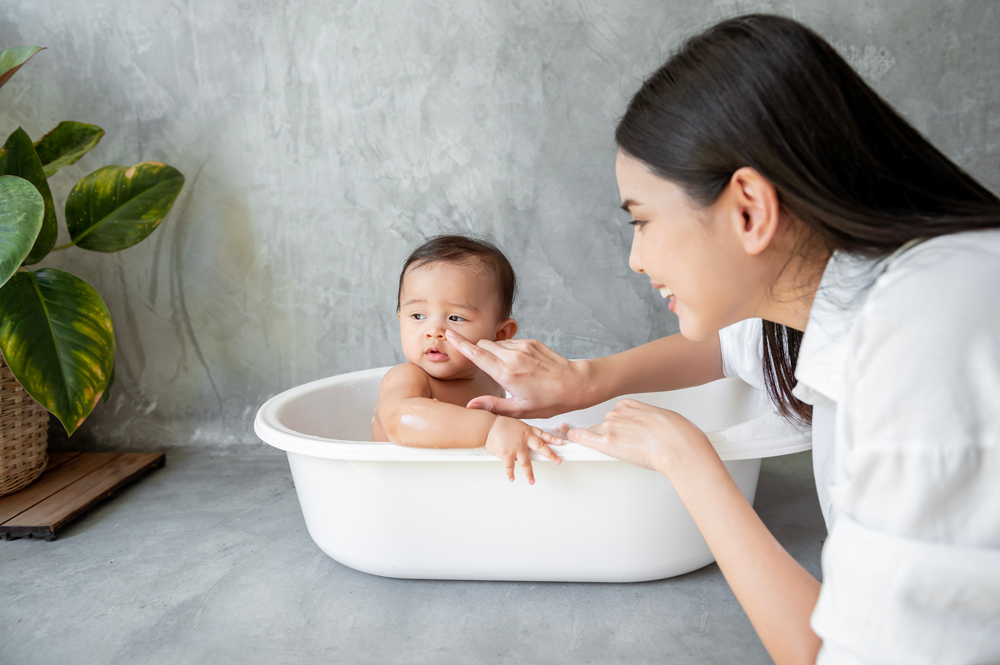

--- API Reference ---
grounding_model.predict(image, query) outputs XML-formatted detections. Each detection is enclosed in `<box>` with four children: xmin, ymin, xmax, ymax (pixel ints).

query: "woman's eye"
<box><xmin>630</xmin><ymin>219</ymin><xmax>647</xmax><ymax>229</ymax></box>
<box><xmin>449</xmin><ymin>315</ymin><xmax>465</xmax><ymax>322</ymax></box>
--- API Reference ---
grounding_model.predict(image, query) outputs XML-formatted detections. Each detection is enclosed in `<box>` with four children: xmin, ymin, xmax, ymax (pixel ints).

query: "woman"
<box><xmin>445</xmin><ymin>14</ymin><xmax>1000</xmax><ymax>665</ymax></box>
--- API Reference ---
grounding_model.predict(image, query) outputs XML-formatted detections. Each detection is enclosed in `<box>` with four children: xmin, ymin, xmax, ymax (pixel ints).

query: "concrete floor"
<box><xmin>1</xmin><ymin>451</ymin><xmax>825</xmax><ymax>665</ymax></box>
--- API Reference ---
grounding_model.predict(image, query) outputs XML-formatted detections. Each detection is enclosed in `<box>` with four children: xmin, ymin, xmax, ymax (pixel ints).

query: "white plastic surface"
<box><xmin>254</xmin><ymin>367</ymin><xmax>811</xmax><ymax>582</ymax></box>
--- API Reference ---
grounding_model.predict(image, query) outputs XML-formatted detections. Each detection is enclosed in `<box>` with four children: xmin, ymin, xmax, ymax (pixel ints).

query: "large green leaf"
<box><xmin>65</xmin><ymin>162</ymin><xmax>185</xmax><ymax>253</ymax></box>
<box><xmin>33</xmin><ymin>121</ymin><xmax>105</xmax><ymax>178</ymax></box>
<box><xmin>0</xmin><ymin>268</ymin><xmax>115</xmax><ymax>435</ymax></box>
<box><xmin>0</xmin><ymin>176</ymin><xmax>44</xmax><ymax>287</ymax></box>
<box><xmin>0</xmin><ymin>46</ymin><xmax>44</xmax><ymax>90</ymax></box>
<box><xmin>102</xmin><ymin>358</ymin><xmax>115</xmax><ymax>404</ymax></box>
<box><xmin>0</xmin><ymin>128</ymin><xmax>57</xmax><ymax>264</ymax></box>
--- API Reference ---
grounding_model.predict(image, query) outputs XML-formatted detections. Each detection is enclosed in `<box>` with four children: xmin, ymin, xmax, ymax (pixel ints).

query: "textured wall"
<box><xmin>1</xmin><ymin>1</ymin><xmax>998</xmax><ymax>451</ymax></box>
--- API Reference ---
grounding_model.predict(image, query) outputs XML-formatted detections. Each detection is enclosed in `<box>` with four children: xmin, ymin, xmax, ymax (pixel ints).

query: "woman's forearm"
<box><xmin>658</xmin><ymin>442</ymin><xmax>821</xmax><ymax>665</ymax></box>
<box><xmin>385</xmin><ymin>397</ymin><xmax>495</xmax><ymax>448</ymax></box>
<box><xmin>580</xmin><ymin>332</ymin><xmax>725</xmax><ymax>406</ymax></box>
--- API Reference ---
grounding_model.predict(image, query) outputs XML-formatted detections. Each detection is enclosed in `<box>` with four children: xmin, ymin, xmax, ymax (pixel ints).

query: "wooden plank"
<box><xmin>0</xmin><ymin>452</ymin><xmax>119</xmax><ymax>525</ymax></box>
<box><xmin>45</xmin><ymin>451</ymin><xmax>82</xmax><ymax>471</ymax></box>
<box><xmin>1</xmin><ymin>453</ymin><xmax>165</xmax><ymax>539</ymax></box>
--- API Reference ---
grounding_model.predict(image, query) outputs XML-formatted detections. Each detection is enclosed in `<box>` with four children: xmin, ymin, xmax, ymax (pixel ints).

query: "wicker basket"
<box><xmin>0</xmin><ymin>353</ymin><xmax>49</xmax><ymax>496</ymax></box>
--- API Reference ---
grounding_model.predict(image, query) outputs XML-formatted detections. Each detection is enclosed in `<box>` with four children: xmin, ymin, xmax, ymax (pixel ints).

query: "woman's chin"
<box><xmin>677</xmin><ymin>315</ymin><xmax>716</xmax><ymax>343</ymax></box>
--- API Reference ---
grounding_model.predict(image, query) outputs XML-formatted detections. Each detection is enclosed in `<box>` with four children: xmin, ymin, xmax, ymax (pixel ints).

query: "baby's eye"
<box><xmin>448</xmin><ymin>315</ymin><xmax>465</xmax><ymax>322</ymax></box>
<box><xmin>411</xmin><ymin>313</ymin><xmax>426</xmax><ymax>320</ymax></box>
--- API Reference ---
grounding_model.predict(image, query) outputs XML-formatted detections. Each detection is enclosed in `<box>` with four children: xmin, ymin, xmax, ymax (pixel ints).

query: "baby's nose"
<box><xmin>426</xmin><ymin>328</ymin><xmax>445</xmax><ymax>338</ymax></box>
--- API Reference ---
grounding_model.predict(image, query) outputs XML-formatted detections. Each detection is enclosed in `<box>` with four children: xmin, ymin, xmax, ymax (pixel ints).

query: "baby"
<box><xmin>372</xmin><ymin>235</ymin><xmax>562</xmax><ymax>483</ymax></box>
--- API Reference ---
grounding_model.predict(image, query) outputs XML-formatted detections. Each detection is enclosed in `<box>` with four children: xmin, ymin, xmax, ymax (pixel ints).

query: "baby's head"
<box><xmin>397</xmin><ymin>235</ymin><xmax>518</xmax><ymax>380</ymax></box>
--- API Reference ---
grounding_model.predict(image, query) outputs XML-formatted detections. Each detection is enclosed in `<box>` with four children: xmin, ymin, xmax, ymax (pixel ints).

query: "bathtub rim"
<box><xmin>254</xmin><ymin>367</ymin><xmax>811</xmax><ymax>463</ymax></box>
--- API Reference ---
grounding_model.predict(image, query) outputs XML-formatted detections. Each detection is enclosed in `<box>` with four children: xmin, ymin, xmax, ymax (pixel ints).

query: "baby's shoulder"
<box><xmin>379</xmin><ymin>362</ymin><xmax>433</xmax><ymax>398</ymax></box>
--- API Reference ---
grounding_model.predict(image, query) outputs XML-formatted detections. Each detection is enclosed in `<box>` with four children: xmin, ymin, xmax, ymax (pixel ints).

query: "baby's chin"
<box><xmin>407</xmin><ymin>355</ymin><xmax>476</xmax><ymax>380</ymax></box>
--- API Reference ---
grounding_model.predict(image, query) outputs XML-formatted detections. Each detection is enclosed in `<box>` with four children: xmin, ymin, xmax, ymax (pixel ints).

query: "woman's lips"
<box><xmin>425</xmin><ymin>349</ymin><xmax>449</xmax><ymax>362</ymax></box>
<box><xmin>650</xmin><ymin>282</ymin><xmax>673</xmax><ymax>298</ymax></box>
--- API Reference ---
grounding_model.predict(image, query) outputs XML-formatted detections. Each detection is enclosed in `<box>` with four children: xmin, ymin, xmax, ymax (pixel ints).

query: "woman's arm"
<box><xmin>569</xmin><ymin>401</ymin><xmax>821</xmax><ymax>665</ymax></box>
<box><xmin>445</xmin><ymin>330</ymin><xmax>724</xmax><ymax>419</ymax></box>
<box><xmin>586</xmin><ymin>331</ymin><xmax>724</xmax><ymax>400</ymax></box>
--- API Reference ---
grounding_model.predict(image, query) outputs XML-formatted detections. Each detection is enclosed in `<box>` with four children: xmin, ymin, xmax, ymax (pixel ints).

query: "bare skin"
<box><xmin>447</xmin><ymin>151</ymin><xmax>829</xmax><ymax>665</ymax></box>
<box><xmin>373</xmin><ymin>259</ymin><xmax>562</xmax><ymax>484</ymax></box>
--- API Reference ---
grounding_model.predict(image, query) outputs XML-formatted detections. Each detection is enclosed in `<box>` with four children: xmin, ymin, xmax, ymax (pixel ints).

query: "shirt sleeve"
<box><xmin>718</xmin><ymin>318</ymin><xmax>763</xmax><ymax>387</ymax></box>
<box><xmin>811</xmin><ymin>243</ymin><xmax>1000</xmax><ymax>664</ymax></box>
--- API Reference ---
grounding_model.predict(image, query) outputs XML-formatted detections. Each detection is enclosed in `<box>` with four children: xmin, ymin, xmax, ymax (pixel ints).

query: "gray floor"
<box><xmin>1</xmin><ymin>451</ymin><xmax>825</xmax><ymax>665</ymax></box>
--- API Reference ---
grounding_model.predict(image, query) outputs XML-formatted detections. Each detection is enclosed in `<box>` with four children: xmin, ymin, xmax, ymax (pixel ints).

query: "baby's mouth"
<box><xmin>425</xmin><ymin>348</ymin><xmax>449</xmax><ymax>362</ymax></box>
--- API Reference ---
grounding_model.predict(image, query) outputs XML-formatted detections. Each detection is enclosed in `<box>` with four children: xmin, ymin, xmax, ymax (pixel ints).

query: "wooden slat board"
<box><xmin>0</xmin><ymin>452</ymin><xmax>165</xmax><ymax>541</ymax></box>
<box><xmin>43</xmin><ymin>452</ymin><xmax>82</xmax><ymax>471</ymax></box>
<box><xmin>0</xmin><ymin>452</ymin><xmax>119</xmax><ymax>524</ymax></box>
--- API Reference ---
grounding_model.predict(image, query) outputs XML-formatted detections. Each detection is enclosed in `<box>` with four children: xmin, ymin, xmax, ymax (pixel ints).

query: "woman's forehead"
<box><xmin>616</xmin><ymin>151</ymin><xmax>690</xmax><ymax>208</ymax></box>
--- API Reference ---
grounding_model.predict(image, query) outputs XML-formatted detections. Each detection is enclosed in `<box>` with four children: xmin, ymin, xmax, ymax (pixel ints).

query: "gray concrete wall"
<box><xmin>1</xmin><ymin>1</ymin><xmax>998</xmax><ymax>451</ymax></box>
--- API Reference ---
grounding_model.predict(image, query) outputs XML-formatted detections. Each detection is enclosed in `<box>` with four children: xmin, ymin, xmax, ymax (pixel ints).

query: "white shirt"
<box><xmin>718</xmin><ymin>319</ymin><xmax>826</xmax><ymax>516</ymax></box>
<box><xmin>790</xmin><ymin>230</ymin><xmax>1000</xmax><ymax>664</ymax></box>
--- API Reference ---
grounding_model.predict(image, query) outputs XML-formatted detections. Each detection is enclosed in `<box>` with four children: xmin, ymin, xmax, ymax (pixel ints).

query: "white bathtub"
<box><xmin>254</xmin><ymin>367</ymin><xmax>810</xmax><ymax>583</ymax></box>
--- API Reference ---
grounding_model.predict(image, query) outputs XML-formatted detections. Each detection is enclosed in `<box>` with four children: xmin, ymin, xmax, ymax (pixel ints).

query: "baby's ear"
<box><xmin>494</xmin><ymin>318</ymin><xmax>518</xmax><ymax>341</ymax></box>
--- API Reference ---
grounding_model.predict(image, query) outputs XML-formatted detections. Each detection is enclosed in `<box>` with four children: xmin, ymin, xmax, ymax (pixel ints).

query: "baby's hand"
<box><xmin>485</xmin><ymin>416</ymin><xmax>563</xmax><ymax>484</ymax></box>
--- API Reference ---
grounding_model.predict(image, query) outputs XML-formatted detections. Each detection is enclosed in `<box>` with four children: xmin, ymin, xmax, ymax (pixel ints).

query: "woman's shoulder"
<box><xmin>865</xmin><ymin>229</ymin><xmax>1000</xmax><ymax>329</ymax></box>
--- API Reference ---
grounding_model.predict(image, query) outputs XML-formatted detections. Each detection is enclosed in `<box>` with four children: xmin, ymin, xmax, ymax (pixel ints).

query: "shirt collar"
<box><xmin>792</xmin><ymin>240</ymin><xmax>925</xmax><ymax>407</ymax></box>
<box><xmin>792</xmin><ymin>251</ymin><xmax>879</xmax><ymax>407</ymax></box>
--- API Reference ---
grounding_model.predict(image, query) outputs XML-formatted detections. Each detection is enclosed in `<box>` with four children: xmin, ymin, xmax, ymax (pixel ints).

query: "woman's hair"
<box><xmin>616</xmin><ymin>14</ymin><xmax>1000</xmax><ymax>424</ymax></box>
<box><xmin>397</xmin><ymin>234</ymin><xmax>518</xmax><ymax>320</ymax></box>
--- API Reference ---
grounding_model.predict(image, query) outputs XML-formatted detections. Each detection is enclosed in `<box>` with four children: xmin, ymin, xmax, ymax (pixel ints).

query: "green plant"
<box><xmin>0</xmin><ymin>45</ymin><xmax>185</xmax><ymax>435</ymax></box>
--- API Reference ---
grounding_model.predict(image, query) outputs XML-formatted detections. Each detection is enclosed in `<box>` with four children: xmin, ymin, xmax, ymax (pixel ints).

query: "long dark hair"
<box><xmin>615</xmin><ymin>14</ymin><xmax>1000</xmax><ymax>425</ymax></box>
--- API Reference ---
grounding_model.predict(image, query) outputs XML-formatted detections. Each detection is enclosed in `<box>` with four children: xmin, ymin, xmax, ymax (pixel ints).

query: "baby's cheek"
<box><xmin>449</xmin><ymin>353</ymin><xmax>476</xmax><ymax>372</ymax></box>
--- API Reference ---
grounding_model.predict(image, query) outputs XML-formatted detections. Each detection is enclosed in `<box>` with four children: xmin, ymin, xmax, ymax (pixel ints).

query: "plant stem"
<box><xmin>50</xmin><ymin>241</ymin><xmax>76</xmax><ymax>252</ymax></box>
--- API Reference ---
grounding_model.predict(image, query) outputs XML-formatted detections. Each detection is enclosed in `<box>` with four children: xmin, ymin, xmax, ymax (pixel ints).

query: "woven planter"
<box><xmin>0</xmin><ymin>354</ymin><xmax>49</xmax><ymax>496</ymax></box>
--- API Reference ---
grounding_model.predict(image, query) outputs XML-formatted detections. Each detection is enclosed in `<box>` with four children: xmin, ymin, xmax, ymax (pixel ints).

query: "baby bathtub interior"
<box><xmin>255</xmin><ymin>367</ymin><xmax>811</xmax><ymax>583</ymax></box>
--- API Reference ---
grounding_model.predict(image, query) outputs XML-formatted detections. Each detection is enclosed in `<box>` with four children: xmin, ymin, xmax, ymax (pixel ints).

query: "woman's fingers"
<box><xmin>566</xmin><ymin>426</ymin><xmax>605</xmax><ymax>447</ymax></box>
<box><xmin>466</xmin><ymin>394</ymin><xmax>513</xmax><ymax>414</ymax></box>
<box><xmin>445</xmin><ymin>330</ymin><xmax>506</xmax><ymax>378</ymax></box>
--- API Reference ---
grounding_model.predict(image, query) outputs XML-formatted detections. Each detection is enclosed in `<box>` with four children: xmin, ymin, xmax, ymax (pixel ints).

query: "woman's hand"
<box><xmin>566</xmin><ymin>399</ymin><xmax>713</xmax><ymax>475</ymax></box>
<box><xmin>445</xmin><ymin>330</ymin><xmax>593</xmax><ymax>418</ymax></box>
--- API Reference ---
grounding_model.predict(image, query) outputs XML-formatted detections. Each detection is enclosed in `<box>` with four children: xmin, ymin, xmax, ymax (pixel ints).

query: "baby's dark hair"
<box><xmin>396</xmin><ymin>235</ymin><xmax>517</xmax><ymax>320</ymax></box>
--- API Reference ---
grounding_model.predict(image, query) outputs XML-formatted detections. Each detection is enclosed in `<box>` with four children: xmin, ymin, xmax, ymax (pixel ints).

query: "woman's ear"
<box><xmin>728</xmin><ymin>166</ymin><xmax>781</xmax><ymax>256</ymax></box>
<box><xmin>494</xmin><ymin>318</ymin><xmax>518</xmax><ymax>341</ymax></box>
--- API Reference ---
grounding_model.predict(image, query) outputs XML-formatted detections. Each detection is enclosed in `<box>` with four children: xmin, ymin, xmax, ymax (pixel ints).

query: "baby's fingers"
<box><xmin>517</xmin><ymin>449</ymin><xmax>535</xmax><ymax>485</ymax></box>
<box><xmin>503</xmin><ymin>454</ymin><xmax>516</xmax><ymax>483</ymax></box>
<box><xmin>529</xmin><ymin>435</ymin><xmax>562</xmax><ymax>465</ymax></box>
<box><xmin>532</xmin><ymin>427</ymin><xmax>564</xmax><ymax>446</ymax></box>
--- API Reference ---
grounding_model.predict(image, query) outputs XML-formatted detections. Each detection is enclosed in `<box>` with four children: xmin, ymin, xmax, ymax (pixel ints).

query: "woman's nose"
<box><xmin>628</xmin><ymin>230</ymin><xmax>643</xmax><ymax>274</ymax></box>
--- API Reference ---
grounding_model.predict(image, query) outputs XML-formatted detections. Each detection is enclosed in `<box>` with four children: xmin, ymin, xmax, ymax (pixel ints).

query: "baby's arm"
<box><xmin>377</xmin><ymin>363</ymin><xmax>495</xmax><ymax>448</ymax></box>
<box><xmin>377</xmin><ymin>363</ymin><xmax>561</xmax><ymax>483</ymax></box>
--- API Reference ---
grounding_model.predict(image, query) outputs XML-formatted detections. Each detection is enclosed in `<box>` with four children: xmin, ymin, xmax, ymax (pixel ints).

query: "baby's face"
<box><xmin>398</xmin><ymin>260</ymin><xmax>512</xmax><ymax>380</ymax></box>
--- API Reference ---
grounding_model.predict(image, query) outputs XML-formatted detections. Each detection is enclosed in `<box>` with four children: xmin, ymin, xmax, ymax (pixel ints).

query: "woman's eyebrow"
<box><xmin>621</xmin><ymin>199</ymin><xmax>640</xmax><ymax>212</ymax></box>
